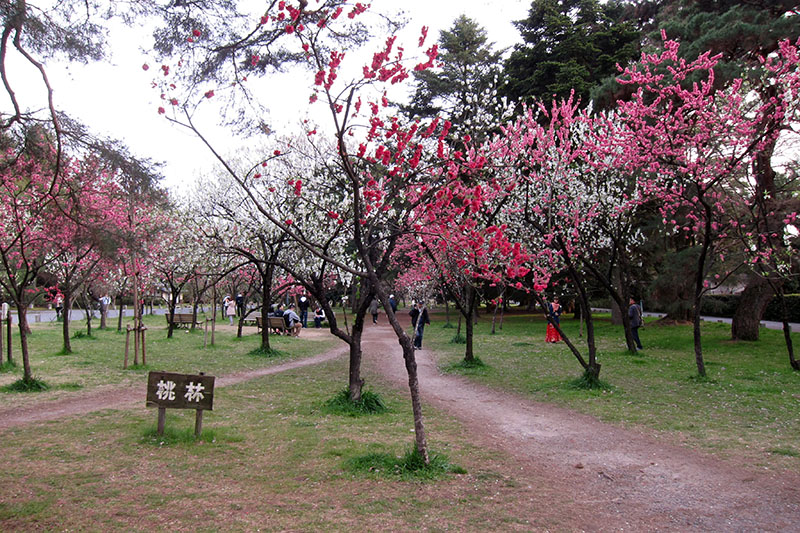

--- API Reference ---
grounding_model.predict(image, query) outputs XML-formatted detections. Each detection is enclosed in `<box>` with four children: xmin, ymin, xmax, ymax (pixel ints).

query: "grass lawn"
<box><xmin>427</xmin><ymin>310</ymin><xmax>800</xmax><ymax>470</ymax></box>
<box><xmin>0</xmin><ymin>309</ymin><xmax>798</xmax><ymax>530</ymax></box>
<box><xmin>0</xmin><ymin>314</ymin><xmax>568</xmax><ymax>531</ymax></box>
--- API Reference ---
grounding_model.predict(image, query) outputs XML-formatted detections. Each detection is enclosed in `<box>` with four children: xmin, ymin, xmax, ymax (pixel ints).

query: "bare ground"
<box><xmin>1</xmin><ymin>322</ymin><xmax>798</xmax><ymax>532</ymax></box>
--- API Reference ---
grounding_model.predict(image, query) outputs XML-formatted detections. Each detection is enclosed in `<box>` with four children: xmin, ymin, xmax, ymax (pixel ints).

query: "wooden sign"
<box><xmin>146</xmin><ymin>371</ymin><xmax>215</xmax><ymax>411</ymax></box>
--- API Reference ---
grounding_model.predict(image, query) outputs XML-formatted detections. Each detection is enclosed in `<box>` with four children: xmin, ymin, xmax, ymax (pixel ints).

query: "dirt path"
<box><xmin>360</xmin><ymin>321</ymin><xmax>800</xmax><ymax>532</ymax></box>
<box><xmin>0</xmin><ymin>339</ymin><xmax>347</xmax><ymax>429</ymax></box>
<box><xmin>2</xmin><ymin>323</ymin><xmax>798</xmax><ymax>530</ymax></box>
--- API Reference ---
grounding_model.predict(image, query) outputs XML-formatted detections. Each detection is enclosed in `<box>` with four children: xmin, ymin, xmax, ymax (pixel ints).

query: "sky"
<box><xmin>11</xmin><ymin>1</ymin><xmax>531</xmax><ymax>194</ymax></box>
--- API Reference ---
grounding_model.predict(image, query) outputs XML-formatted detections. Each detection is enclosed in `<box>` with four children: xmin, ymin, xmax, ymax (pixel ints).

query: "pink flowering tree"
<box><xmin>724</xmin><ymin>38</ymin><xmax>800</xmax><ymax>368</ymax></box>
<box><xmin>0</xmin><ymin>131</ymin><xmax>70</xmax><ymax>383</ymax></box>
<box><xmin>405</xmin><ymin>164</ymin><xmax>530</xmax><ymax>363</ymax></box>
<box><xmin>610</xmin><ymin>36</ymin><xmax>786</xmax><ymax>377</ymax></box>
<box><xmin>491</xmin><ymin>98</ymin><xmax>613</xmax><ymax>381</ymax></box>
<box><xmin>147</xmin><ymin>2</ymin><xmax>471</xmax><ymax>463</ymax></box>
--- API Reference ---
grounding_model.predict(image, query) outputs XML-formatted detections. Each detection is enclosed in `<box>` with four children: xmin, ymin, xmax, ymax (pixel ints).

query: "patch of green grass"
<box><xmin>2</xmin><ymin>376</ymin><xmax>49</xmax><ymax>392</ymax></box>
<box><xmin>450</xmin><ymin>333</ymin><xmax>466</xmax><ymax>344</ymax></box>
<box><xmin>71</xmin><ymin>331</ymin><xmax>96</xmax><ymax>340</ymax></box>
<box><xmin>567</xmin><ymin>370</ymin><xmax>612</xmax><ymax>391</ymax></box>
<box><xmin>56</xmin><ymin>382</ymin><xmax>83</xmax><ymax>391</ymax></box>
<box><xmin>141</xmin><ymin>425</ymin><xmax>225</xmax><ymax>446</ymax></box>
<box><xmin>0</xmin><ymin>360</ymin><xmax>16</xmax><ymax>372</ymax></box>
<box><xmin>248</xmin><ymin>346</ymin><xmax>286</xmax><ymax>357</ymax></box>
<box><xmin>0</xmin><ymin>499</ymin><xmax>52</xmax><ymax>520</ymax></box>
<box><xmin>343</xmin><ymin>445</ymin><xmax>466</xmax><ymax>480</ymax></box>
<box><xmin>426</xmin><ymin>310</ymin><xmax>800</xmax><ymax>463</ymax></box>
<box><xmin>442</xmin><ymin>356</ymin><xmax>489</xmax><ymax>375</ymax></box>
<box><xmin>322</xmin><ymin>389</ymin><xmax>388</xmax><ymax>416</ymax></box>
<box><xmin>769</xmin><ymin>447</ymin><xmax>799</xmax><ymax>457</ymax></box>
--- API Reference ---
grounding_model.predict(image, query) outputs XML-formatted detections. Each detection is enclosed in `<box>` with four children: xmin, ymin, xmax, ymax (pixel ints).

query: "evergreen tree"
<box><xmin>501</xmin><ymin>0</ymin><xmax>641</xmax><ymax>108</ymax></box>
<box><xmin>404</xmin><ymin>15</ymin><xmax>503</xmax><ymax>131</ymax></box>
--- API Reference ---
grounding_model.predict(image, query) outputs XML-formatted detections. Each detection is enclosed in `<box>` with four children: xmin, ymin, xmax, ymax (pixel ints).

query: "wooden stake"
<box><xmin>124</xmin><ymin>325</ymin><xmax>132</xmax><ymax>369</ymax></box>
<box><xmin>140</xmin><ymin>326</ymin><xmax>147</xmax><ymax>366</ymax></box>
<box><xmin>157</xmin><ymin>407</ymin><xmax>166</xmax><ymax>436</ymax></box>
<box><xmin>194</xmin><ymin>409</ymin><xmax>203</xmax><ymax>437</ymax></box>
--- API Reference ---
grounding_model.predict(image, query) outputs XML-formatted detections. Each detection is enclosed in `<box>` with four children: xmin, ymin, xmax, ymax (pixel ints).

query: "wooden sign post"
<box><xmin>146</xmin><ymin>371</ymin><xmax>215</xmax><ymax>437</ymax></box>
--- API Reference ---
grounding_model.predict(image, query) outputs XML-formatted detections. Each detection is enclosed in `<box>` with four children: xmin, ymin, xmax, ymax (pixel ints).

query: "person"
<box><xmin>369</xmin><ymin>297</ymin><xmax>379</xmax><ymax>324</ymax></box>
<box><xmin>54</xmin><ymin>294</ymin><xmax>64</xmax><ymax>319</ymax></box>
<box><xmin>298</xmin><ymin>296</ymin><xmax>310</xmax><ymax>328</ymax></box>
<box><xmin>284</xmin><ymin>304</ymin><xmax>302</xmax><ymax>337</ymax></box>
<box><xmin>545</xmin><ymin>298</ymin><xmax>562</xmax><ymax>343</ymax></box>
<box><xmin>314</xmin><ymin>307</ymin><xmax>325</xmax><ymax>328</ymax></box>
<box><xmin>100</xmin><ymin>293</ymin><xmax>111</xmax><ymax>313</ymax></box>
<box><xmin>628</xmin><ymin>298</ymin><xmax>644</xmax><ymax>350</ymax></box>
<box><xmin>221</xmin><ymin>295</ymin><xmax>230</xmax><ymax>320</ymax></box>
<box><xmin>410</xmin><ymin>301</ymin><xmax>430</xmax><ymax>349</ymax></box>
<box><xmin>270</xmin><ymin>304</ymin><xmax>284</xmax><ymax>333</ymax></box>
<box><xmin>235</xmin><ymin>293</ymin><xmax>244</xmax><ymax>317</ymax></box>
<box><xmin>225</xmin><ymin>296</ymin><xmax>236</xmax><ymax>325</ymax></box>
<box><xmin>389</xmin><ymin>294</ymin><xmax>398</xmax><ymax>313</ymax></box>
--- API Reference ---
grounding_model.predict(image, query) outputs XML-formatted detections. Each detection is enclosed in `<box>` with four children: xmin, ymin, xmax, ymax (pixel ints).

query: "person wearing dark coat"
<box><xmin>628</xmin><ymin>298</ymin><xmax>644</xmax><ymax>350</ymax></box>
<box><xmin>409</xmin><ymin>301</ymin><xmax>430</xmax><ymax>349</ymax></box>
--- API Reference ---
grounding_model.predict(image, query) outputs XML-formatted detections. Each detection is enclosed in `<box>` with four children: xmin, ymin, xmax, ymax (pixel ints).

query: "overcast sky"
<box><xmin>15</xmin><ymin>1</ymin><xmax>531</xmax><ymax>193</ymax></box>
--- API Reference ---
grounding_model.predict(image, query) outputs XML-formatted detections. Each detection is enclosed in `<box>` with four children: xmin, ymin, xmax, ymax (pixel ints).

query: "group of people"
<box><xmin>268</xmin><ymin>302</ymin><xmax>303</xmax><ymax>336</ymax></box>
<box><xmin>544</xmin><ymin>296</ymin><xmax>644</xmax><ymax>350</ymax></box>
<box><xmin>369</xmin><ymin>294</ymin><xmax>398</xmax><ymax>324</ymax></box>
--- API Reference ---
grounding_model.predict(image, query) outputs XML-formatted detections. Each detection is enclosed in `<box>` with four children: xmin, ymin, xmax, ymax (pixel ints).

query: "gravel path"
<box><xmin>360</xmin><ymin>321</ymin><xmax>800</xmax><ymax>532</ymax></box>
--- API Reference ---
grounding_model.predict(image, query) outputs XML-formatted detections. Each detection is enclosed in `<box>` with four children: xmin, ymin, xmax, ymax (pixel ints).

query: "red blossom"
<box><xmin>157</xmin><ymin>107</ymin><xmax>165</xmax><ymax>114</ymax></box>
<box><xmin>142</xmin><ymin>63</ymin><xmax>150</xmax><ymax>71</ymax></box>
<box><xmin>204</xmin><ymin>90</ymin><xmax>215</xmax><ymax>98</ymax></box>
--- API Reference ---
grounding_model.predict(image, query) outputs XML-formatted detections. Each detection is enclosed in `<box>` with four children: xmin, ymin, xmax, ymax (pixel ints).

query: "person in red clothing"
<box><xmin>545</xmin><ymin>298</ymin><xmax>562</xmax><ymax>343</ymax></box>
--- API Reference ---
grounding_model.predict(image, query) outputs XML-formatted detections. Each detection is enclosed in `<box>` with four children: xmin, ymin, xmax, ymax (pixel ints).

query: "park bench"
<box><xmin>241</xmin><ymin>312</ymin><xmax>261</xmax><ymax>326</ymax></box>
<box><xmin>166</xmin><ymin>312</ymin><xmax>200</xmax><ymax>329</ymax></box>
<box><xmin>256</xmin><ymin>316</ymin><xmax>288</xmax><ymax>334</ymax></box>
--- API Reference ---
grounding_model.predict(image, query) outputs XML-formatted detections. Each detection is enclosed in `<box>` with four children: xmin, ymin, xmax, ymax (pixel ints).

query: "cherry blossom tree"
<box><xmin>148</xmin><ymin>2</ymin><xmax>470</xmax><ymax>463</ymax></box>
<box><xmin>610</xmin><ymin>36</ymin><xmax>786</xmax><ymax>376</ymax></box>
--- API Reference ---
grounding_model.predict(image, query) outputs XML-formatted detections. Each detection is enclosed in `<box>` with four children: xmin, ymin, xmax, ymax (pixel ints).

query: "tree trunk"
<box><xmin>259</xmin><ymin>281</ymin><xmax>271</xmax><ymax>352</ymax></box>
<box><xmin>693</xmin><ymin>305</ymin><xmax>706</xmax><ymax>377</ymax></box>
<box><xmin>464</xmin><ymin>307</ymin><xmax>475</xmax><ymax>362</ymax></box>
<box><xmin>84</xmin><ymin>293</ymin><xmax>93</xmax><ymax>338</ymax></box>
<box><xmin>167</xmin><ymin>297</ymin><xmax>177</xmax><ymax>339</ymax></box>
<box><xmin>117</xmin><ymin>295</ymin><xmax>124</xmax><ymax>332</ymax></box>
<box><xmin>62</xmin><ymin>293</ymin><xmax>73</xmax><ymax>353</ymax></box>
<box><xmin>731</xmin><ymin>275</ymin><xmax>776</xmax><ymax>341</ymax></box>
<box><xmin>191</xmin><ymin>298</ymin><xmax>200</xmax><ymax>332</ymax></box>
<box><xmin>17</xmin><ymin>307</ymin><xmax>32</xmax><ymax>381</ymax></box>
<box><xmin>6</xmin><ymin>309</ymin><xmax>12</xmax><ymax>363</ymax></box>
<box><xmin>100</xmin><ymin>300</ymin><xmax>107</xmax><ymax>330</ymax></box>
<box><xmin>376</xmin><ymin>286</ymin><xmax>429</xmax><ymax>464</ymax></box>
<box><xmin>610</xmin><ymin>298</ymin><xmax>623</xmax><ymax>325</ymax></box>
<box><xmin>348</xmin><ymin>322</ymin><xmax>365</xmax><ymax>402</ymax></box>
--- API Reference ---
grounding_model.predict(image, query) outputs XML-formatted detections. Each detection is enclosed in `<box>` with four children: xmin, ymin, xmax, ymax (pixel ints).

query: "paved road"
<box><xmin>593</xmin><ymin>308</ymin><xmax>800</xmax><ymax>333</ymax></box>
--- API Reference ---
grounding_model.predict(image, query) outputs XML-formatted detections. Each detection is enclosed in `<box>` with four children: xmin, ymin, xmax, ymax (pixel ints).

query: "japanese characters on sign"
<box><xmin>146</xmin><ymin>371</ymin><xmax>215</xmax><ymax>410</ymax></box>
